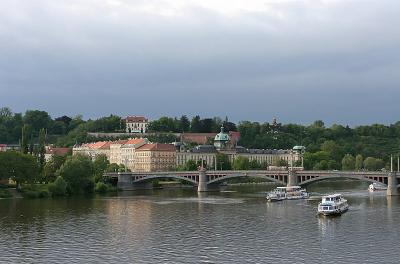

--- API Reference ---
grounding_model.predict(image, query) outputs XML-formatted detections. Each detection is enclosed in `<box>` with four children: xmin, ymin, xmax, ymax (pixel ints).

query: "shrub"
<box><xmin>0</xmin><ymin>189</ymin><xmax>12</xmax><ymax>198</ymax></box>
<box><xmin>82</xmin><ymin>179</ymin><xmax>95</xmax><ymax>194</ymax></box>
<box><xmin>48</xmin><ymin>176</ymin><xmax>67</xmax><ymax>197</ymax></box>
<box><xmin>38</xmin><ymin>190</ymin><xmax>50</xmax><ymax>198</ymax></box>
<box><xmin>95</xmin><ymin>182</ymin><xmax>108</xmax><ymax>193</ymax></box>
<box><xmin>24</xmin><ymin>190</ymin><xmax>39</xmax><ymax>199</ymax></box>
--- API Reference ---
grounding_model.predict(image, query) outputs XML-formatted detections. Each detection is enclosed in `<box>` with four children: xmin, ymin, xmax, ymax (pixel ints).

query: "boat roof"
<box><xmin>323</xmin><ymin>194</ymin><xmax>342</xmax><ymax>198</ymax></box>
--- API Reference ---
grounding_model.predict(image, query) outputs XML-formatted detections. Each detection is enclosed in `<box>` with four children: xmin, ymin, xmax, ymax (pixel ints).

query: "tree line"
<box><xmin>2</xmin><ymin>106</ymin><xmax>399</xmax><ymax>171</ymax></box>
<box><xmin>148</xmin><ymin>115</ymin><xmax>237</xmax><ymax>133</ymax></box>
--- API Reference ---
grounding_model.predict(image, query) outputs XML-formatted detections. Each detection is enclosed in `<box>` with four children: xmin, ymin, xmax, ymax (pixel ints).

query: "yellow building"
<box><xmin>134</xmin><ymin>143</ymin><xmax>176</xmax><ymax>172</ymax></box>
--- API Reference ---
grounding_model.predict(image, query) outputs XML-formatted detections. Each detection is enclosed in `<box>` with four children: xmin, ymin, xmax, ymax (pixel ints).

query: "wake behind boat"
<box><xmin>266</xmin><ymin>186</ymin><xmax>309</xmax><ymax>202</ymax></box>
<box><xmin>368</xmin><ymin>183</ymin><xmax>387</xmax><ymax>192</ymax></box>
<box><xmin>317</xmin><ymin>194</ymin><xmax>349</xmax><ymax>216</ymax></box>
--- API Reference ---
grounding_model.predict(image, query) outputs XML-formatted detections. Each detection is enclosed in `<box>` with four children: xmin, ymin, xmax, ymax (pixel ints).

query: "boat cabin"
<box><xmin>321</xmin><ymin>194</ymin><xmax>342</xmax><ymax>203</ymax></box>
<box><xmin>275</xmin><ymin>186</ymin><xmax>302</xmax><ymax>192</ymax></box>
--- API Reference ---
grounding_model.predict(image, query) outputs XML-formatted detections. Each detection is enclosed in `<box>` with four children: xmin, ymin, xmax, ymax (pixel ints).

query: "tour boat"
<box><xmin>317</xmin><ymin>194</ymin><xmax>349</xmax><ymax>216</ymax></box>
<box><xmin>266</xmin><ymin>186</ymin><xmax>309</xmax><ymax>202</ymax></box>
<box><xmin>368</xmin><ymin>183</ymin><xmax>387</xmax><ymax>192</ymax></box>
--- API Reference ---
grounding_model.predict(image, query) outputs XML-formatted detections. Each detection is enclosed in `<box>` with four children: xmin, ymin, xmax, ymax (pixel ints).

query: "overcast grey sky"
<box><xmin>1</xmin><ymin>0</ymin><xmax>399</xmax><ymax>125</ymax></box>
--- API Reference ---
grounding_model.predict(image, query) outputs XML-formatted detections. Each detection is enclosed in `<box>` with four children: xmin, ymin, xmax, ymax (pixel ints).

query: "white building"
<box><xmin>120</xmin><ymin>138</ymin><xmax>149</xmax><ymax>171</ymax></box>
<box><xmin>126</xmin><ymin>116</ymin><xmax>148</xmax><ymax>133</ymax></box>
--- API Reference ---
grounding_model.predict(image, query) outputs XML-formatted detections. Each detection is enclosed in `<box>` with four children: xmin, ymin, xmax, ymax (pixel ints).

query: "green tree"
<box><xmin>179</xmin><ymin>115</ymin><xmax>190</xmax><ymax>132</ymax></box>
<box><xmin>43</xmin><ymin>155</ymin><xmax>67</xmax><ymax>183</ymax></box>
<box><xmin>272</xmin><ymin>158</ymin><xmax>288</xmax><ymax>167</ymax></box>
<box><xmin>38</xmin><ymin>128</ymin><xmax>46</xmax><ymax>171</ymax></box>
<box><xmin>216</xmin><ymin>153</ymin><xmax>231</xmax><ymax>170</ymax></box>
<box><xmin>363</xmin><ymin>157</ymin><xmax>385</xmax><ymax>171</ymax></box>
<box><xmin>23</xmin><ymin>110</ymin><xmax>52</xmax><ymax>136</ymax></box>
<box><xmin>341</xmin><ymin>154</ymin><xmax>355</xmax><ymax>170</ymax></box>
<box><xmin>233</xmin><ymin>156</ymin><xmax>250</xmax><ymax>170</ymax></box>
<box><xmin>0</xmin><ymin>107</ymin><xmax>12</xmax><ymax>118</ymax></box>
<box><xmin>355</xmin><ymin>154</ymin><xmax>363</xmax><ymax>170</ymax></box>
<box><xmin>93</xmin><ymin>154</ymin><xmax>110</xmax><ymax>182</ymax></box>
<box><xmin>106</xmin><ymin>163</ymin><xmax>120</xmax><ymax>172</ymax></box>
<box><xmin>20</xmin><ymin>124</ymin><xmax>29</xmax><ymax>154</ymax></box>
<box><xmin>184</xmin><ymin>160</ymin><xmax>198</xmax><ymax>171</ymax></box>
<box><xmin>48</xmin><ymin>176</ymin><xmax>67</xmax><ymax>196</ymax></box>
<box><xmin>320</xmin><ymin>140</ymin><xmax>343</xmax><ymax>161</ymax></box>
<box><xmin>56</xmin><ymin>154</ymin><xmax>94</xmax><ymax>194</ymax></box>
<box><xmin>190</xmin><ymin>115</ymin><xmax>201</xmax><ymax>132</ymax></box>
<box><xmin>199</xmin><ymin>118</ymin><xmax>214</xmax><ymax>133</ymax></box>
<box><xmin>249</xmin><ymin>159</ymin><xmax>262</xmax><ymax>169</ymax></box>
<box><xmin>0</xmin><ymin>151</ymin><xmax>38</xmax><ymax>188</ymax></box>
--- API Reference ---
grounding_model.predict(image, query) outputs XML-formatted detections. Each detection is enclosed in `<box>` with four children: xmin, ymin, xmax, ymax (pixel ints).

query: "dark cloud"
<box><xmin>1</xmin><ymin>0</ymin><xmax>399</xmax><ymax>125</ymax></box>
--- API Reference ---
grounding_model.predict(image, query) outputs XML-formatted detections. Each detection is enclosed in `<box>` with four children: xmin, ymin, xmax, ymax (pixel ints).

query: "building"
<box><xmin>230</xmin><ymin>148</ymin><xmax>299</xmax><ymax>167</ymax></box>
<box><xmin>0</xmin><ymin>144</ymin><xmax>20</xmax><ymax>151</ymax></box>
<box><xmin>45</xmin><ymin>147</ymin><xmax>71</xmax><ymax>162</ymax></box>
<box><xmin>120</xmin><ymin>138</ymin><xmax>149</xmax><ymax>171</ymax></box>
<box><xmin>176</xmin><ymin>126</ymin><xmax>301</xmax><ymax>170</ymax></box>
<box><xmin>72</xmin><ymin>141</ymin><xmax>112</xmax><ymax>160</ymax></box>
<box><xmin>125</xmin><ymin>116</ymin><xmax>148</xmax><ymax>133</ymax></box>
<box><xmin>176</xmin><ymin>145</ymin><xmax>217</xmax><ymax>169</ymax></box>
<box><xmin>109</xmin><ymin>140</ymin><xmax>128</xmax><ymax>165</ymax></box>
<box><xmin>134</xmin><ymin>143</ymin><xmax>176</xmax><ymax>172</ymax></box>
<box><xmin>0</xmin><ymin>144</ymin><xmax>6</xmax><ymax>152</ymax></box>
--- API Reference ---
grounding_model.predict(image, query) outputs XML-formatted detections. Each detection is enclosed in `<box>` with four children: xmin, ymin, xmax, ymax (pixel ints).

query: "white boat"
<box><xmin>368</xmin><ymin>183</ymin><xmax>387</xmax><ymax>192</ymax></box>
<box><xmin>318</xmin><ymin>194</ymin><xmax>349</xmax><ymax>216</ymax></box>
<box><xmin>266</xmin><ymin>186</ymin><xmax>309</xmax><ymax>202</ymax></box>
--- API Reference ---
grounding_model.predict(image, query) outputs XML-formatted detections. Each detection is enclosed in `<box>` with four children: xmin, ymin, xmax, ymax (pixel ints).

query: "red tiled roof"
<box><xmin>46</xmin><ymin>148</ymin><xmax>71</xmax><ymax>156</ymax></box>
<box><xmin>82</xmin><ymin>141</ymin><xmax>111</xmax><ymax>149</ymax></box>
<box><xmin>136</xmin><ymin>143</ymin><xmax>175</xmax><ymax>152</ymax></box>
<box><xmin>99</xmin><ymin>142</ymin><xmax>112</xmax><ymax>150</ymax></box>
<box><xmin>126</xmin><ymin>116</ymin><xmax>148</xmax><ymax>123</ymax></box>
<box><xmin>181</xmin><ymin>132</ymin><xmax>241</xmax><ymax>145</ymax></box>
<box><xmin>115</xmin><ymin>139</ymin><xmax>128</xmax><ymax>144</ymax></box>
<box><xmin>181</xmin><ymin>133</ymin><xmax>216</xmax><ymax>144</ymax></box>
<box><xmin>125</xmin><ymin>138</ymin><xmax>146</xmax><ymax>145</ymax></box>
<box><xmin>229</xmin><ymin>131</ymin><xmax>241</xmax><ymax>141</ymax></box>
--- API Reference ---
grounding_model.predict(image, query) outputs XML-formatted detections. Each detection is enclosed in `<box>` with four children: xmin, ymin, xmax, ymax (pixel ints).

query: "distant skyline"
<box><xmin>1</xmin><ymin>0</ymin><xmax>400</xmax><ymax>126</ymax></box>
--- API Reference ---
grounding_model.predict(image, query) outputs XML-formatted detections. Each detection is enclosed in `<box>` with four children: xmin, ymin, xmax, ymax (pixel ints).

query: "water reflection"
<box><xmin>1</xmin><ymin>181</ymin><xmax>400</xmax><ymax>264</ymax></box>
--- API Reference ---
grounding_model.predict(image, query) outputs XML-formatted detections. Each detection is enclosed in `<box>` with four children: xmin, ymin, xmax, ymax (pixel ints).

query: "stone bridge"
<box><xmin>104</xmin><ymin>169</ymin><xmax>400</xmax><ymax>195</ymax></box>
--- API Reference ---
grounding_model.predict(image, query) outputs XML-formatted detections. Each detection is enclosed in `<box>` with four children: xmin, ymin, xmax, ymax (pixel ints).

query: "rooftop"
<box><xmin>125</xmin><ymin>138</ymin><xmax>146</xmax><ymax>145</ymax></box>
<box><xmin>126</xmin><ymin>116</ymin><xmax>148</xmax><ymax>123</ymax></box>
<box><xmin>46</xmin><ymin>147</ymin><xmax>71</xmax><ymax>156</ymax></box>
<box><xmin>136</xmin><ymin>143</ymin><xmax>176</xmax><ymax>152</ymax></box>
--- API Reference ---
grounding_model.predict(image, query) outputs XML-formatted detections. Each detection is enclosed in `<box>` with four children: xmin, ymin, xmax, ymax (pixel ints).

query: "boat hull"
<box><xmin>318</xmin><ymin>207</ymin><xmax>348</xmax><ymax>216</ymax></box>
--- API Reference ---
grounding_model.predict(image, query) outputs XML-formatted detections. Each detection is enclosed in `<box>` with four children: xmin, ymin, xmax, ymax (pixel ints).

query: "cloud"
<box><xmin>0</xmin><ymin>0</ymin><xmax>399</xmax><ymax>125</ymax></box>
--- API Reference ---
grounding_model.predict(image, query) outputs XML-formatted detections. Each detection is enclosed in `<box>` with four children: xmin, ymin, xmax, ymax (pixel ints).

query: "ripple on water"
<box><xmin>1</xmin><ymin>192</ymin><xmax>400</xmax><ymax>263</ymax></box>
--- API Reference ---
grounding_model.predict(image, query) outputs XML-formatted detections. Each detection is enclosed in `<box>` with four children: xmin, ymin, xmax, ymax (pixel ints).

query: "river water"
<box><xmin>1</xmin><ymin>181</ymin><xmax>400</xmax><ymax>264</ymax></box>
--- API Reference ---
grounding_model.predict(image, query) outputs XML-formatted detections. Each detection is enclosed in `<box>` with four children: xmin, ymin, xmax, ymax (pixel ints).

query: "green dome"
<box><xmin>214</xmin><ymin>126</ymin><xmax>230</xmax><ymax>142</ymax></box>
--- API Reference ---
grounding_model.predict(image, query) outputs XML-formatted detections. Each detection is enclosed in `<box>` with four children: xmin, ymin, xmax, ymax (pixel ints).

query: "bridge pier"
<box><xmin>387</xmin><ymin>172</ymin><xmax>399</xmax><ymax>196</ymax></box>
<box><xmin>198</xmin><ymin>168</ymin><xmax>208</xmax><ymax>192</ymax></box>
<box><xmin>287</xmin><ymin>170</ymin><xmax>298</xmax><ymax>187</ymax></box>
<box><xmin>117</xmin><ymin>173</ymin><xmax>153</xmax><ymax>190</ymax></box>
<box><xmin>117</xmin><ymin>173</ymin><xmax>132</xmax><ymax>190</ymax></box>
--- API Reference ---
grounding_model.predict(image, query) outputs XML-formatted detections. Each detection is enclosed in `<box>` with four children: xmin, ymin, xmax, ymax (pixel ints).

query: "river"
<box><xmin>1</xmin><ymin>181</ymin><xmax>399</xmax><ymax>264</ymax></box>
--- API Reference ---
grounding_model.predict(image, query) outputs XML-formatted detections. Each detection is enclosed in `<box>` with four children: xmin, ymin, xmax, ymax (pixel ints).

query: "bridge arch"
<box><xmin>207</xmin><ymin>173</ymin><xmax>286</xmax><ymax>185</ymax></box>
<box><xmin>132</xmin><ymin>174</ymin><xmax>199</xmax><ymax>185</ymax></box>
<box><xmin>299</xmin><ymin>174</ymin><xmax>387</xmax><ymax>186</ymax></box>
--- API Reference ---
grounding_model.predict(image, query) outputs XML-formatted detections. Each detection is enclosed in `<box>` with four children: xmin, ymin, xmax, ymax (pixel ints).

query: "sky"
<box><xmin>1</xmin><ymin>0</ymin><xmax>400</xmax><ymax>126</ymax></box>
